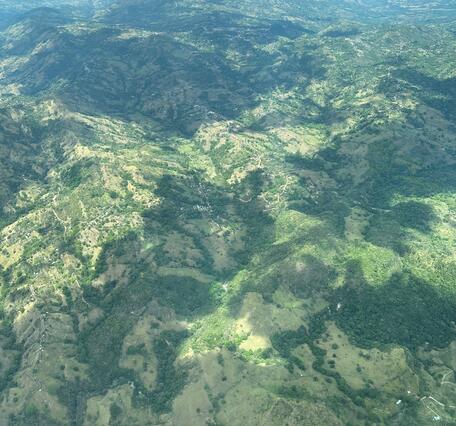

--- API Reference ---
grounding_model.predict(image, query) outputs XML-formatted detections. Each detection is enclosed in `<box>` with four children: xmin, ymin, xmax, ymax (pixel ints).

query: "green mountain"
<box><xmin>0</xmin><ymin>1</ymin><xmax>455</xmax><ymax>424</ymax></box>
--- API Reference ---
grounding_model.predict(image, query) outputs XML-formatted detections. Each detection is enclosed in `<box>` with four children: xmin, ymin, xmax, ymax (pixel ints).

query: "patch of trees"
<box><xmin>133</xmin><ymin>330</ymin><xmax>190</xmax><ymax>414</ymax></box>
<box><xmin>333</xmin><ymin>267</ymin><xmax>456</xmax><ymax>350</ymax></box>
<box><xmin>271</xmin><ymin>312</ymin><xmax>380</xmax><ymax>415</ymax></box>
<box><xmin>61</xmin><ymin>159</ymin><xmax>95</xmax><ymax>190</ymax></box>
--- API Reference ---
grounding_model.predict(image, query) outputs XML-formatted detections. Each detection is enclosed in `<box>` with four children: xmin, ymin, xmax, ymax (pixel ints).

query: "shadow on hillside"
<box><xmin>77</xmin><ymin>169</ymin><xmax>275</xmax><ymax>394</ymax></box>
<box><xmin>4</xmin><ymin>8</ymin><xmax>325</xmax><ymax>136</ymax></box>
<box><xmin>273</xmin><ymin>67</ymin><xmax>456</xmax><ymax>356</ymax></box>
<box><xmin>332</xmin><ymin>260</ymin><xmax>456</xmax><ymax>350</ymax></box>
<box><xmin>395</xmin><ymin>69</ymin><xmax>456</xmax><ymax>120</ymax></box>
<box><xmin>284</xmin><ymin>109</ymin><xmax>455</xmax><ymax>254</ymax></box>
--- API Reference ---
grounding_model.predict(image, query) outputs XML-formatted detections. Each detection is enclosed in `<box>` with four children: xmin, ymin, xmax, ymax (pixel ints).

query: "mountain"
<box><xmin>0</xmin><ymin>0</ymin><xmax>455</xmax><ymax>425</ymax></box>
